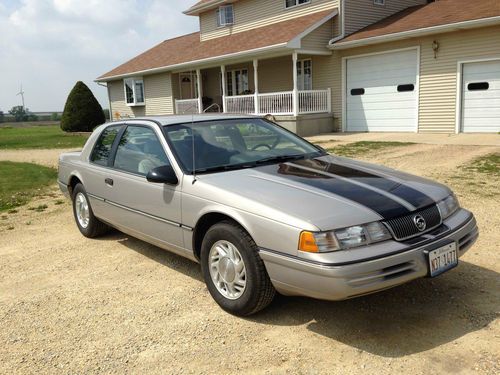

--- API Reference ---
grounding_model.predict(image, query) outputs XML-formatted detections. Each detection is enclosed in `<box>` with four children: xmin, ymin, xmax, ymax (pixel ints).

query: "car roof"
<box><xmin>114</xmin><ymin>114</ymin><xmax>261</xmax><ymax>126</ymax></box>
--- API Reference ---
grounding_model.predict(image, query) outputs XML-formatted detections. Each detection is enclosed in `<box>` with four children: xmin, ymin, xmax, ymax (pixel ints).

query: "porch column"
<box><xmin>253</xmin><ymin>59</ymin><xmax>260</xmax><ymax>115</ymax></box>
<box><xmin>196</xmin><ymin>68</ymin><xmax>203</xmax><ymax>113</ymax></box>
<box><xmin>292</xmin><ymin>52</ymin><xmax>299</xmax><ymax>116</ymax></box>
<box><xmin>221</xmin><ymin>65</ymin><xmax>227</xmax><ymax>113</ymax></box>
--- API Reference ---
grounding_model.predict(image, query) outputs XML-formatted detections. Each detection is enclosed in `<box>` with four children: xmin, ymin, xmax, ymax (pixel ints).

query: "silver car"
<box><xmin>58</xmin><ymin>115</ymin><xmax>478</xmax><ymax>316</ymax></box>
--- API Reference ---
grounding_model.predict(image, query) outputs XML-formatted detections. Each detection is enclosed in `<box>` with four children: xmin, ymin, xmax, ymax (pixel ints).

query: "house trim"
<box><xmin>341</xmin><ymin>46</ymin><xmax>421</xmax><ymax>133</ymax></box>
<box><xmin>455</xmin><ymin>55</ymin><xmax>500</xmax><ymax>134</ymax></box>
<box><xmin>331</xmin><ymin>16</ymin><xmax>500</xmax><ymax>50</ymax></box>
<box><xmin>288</xmin><ymin>10</ymin><xmax>338</xmax><ymax>48</ymax></box>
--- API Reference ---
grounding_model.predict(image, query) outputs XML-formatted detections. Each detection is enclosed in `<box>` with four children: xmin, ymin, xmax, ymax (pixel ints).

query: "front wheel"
<box><xmin>72</xmin><ymin>183</ymin><xmax>109</xmax><ymax>238</ymax></box>
<box><xmin>200</xmin><ymin>221</ymin><xmax>275</xmax><ymax>316</ymax></box>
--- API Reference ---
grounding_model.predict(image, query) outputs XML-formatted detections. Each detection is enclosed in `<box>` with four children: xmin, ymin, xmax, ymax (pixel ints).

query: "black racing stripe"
<box><xmin>258</xmin><ymin>164</ymin><xmax>411</xmax><ymax>219</ymax></box>
<box><xmin>292</xmin><ymin>158</ymin><xmax>435</xmax><ymax>209</ymax></box>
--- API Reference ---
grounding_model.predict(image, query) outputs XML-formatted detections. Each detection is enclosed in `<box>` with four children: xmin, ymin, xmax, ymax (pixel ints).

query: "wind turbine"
<box><xmin>17</xmin><ymin>84</ymin><xmax>25</xmax><ymax>110</ymax></box>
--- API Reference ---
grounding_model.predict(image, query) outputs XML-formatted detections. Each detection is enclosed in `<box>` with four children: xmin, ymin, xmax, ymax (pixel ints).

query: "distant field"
<box><xmin>0</xmin><ymin>124</ymin><xmax>89</xmax><ymax>149</ymax></box>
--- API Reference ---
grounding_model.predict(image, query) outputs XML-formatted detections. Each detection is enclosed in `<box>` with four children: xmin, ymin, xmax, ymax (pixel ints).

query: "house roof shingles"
<box><xmin>98</xmin><ymin>10</ymin><xmax>333</xmax><ymax>80</ymax></box>
<box><xmin>338</xmin><ymin>0</ymin><xmax>500</xmax><ymax>44</ymax></box>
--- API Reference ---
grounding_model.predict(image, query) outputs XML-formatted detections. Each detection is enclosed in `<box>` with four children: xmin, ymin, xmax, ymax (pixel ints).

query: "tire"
<box><xmin>200</xmin><ymin>220</ymin><xmax>275</xmax><ymax>316</ymax></box>
<box><xmin>72</xmin><ymin>183</ymin><xmax>109</xmax><ymax>238</ymax></box>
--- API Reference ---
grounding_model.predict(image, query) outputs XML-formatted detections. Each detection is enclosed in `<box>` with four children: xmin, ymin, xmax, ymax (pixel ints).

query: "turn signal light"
<box><xmin>299</xmin><ymin>231</ymin><xmax>319</xmax><ymax>253</ymax></box>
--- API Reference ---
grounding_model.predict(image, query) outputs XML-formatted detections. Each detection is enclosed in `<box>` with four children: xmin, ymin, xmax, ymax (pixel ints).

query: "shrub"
<box><xmin>51</xmin><ymin>112</ymin><xmax>60</xmax><ymax>121</ymax></box>
<box><xmin>60</xmin><ymin>81</ymin><xmax>105</xmax><ymax>132</ymax></box>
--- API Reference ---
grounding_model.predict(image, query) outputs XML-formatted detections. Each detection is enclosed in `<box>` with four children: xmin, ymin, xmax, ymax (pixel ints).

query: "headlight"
<box><xmin>299</xmin><ymin>222</ymin><xmax>392</xmax><ymax>253</ymax></box>
<box><xmin>437</xmin><ymin>194</ymin><xmax>460</xmax><ymax>219</ymax></box>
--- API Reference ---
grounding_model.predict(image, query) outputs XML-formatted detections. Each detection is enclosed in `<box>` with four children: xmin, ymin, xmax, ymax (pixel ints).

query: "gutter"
<box><xmin>330</xmin><ymin>15</ymin><xmax>500</xmax><ymax>50</ymax></box>
<box><xmin>95</xmin><ymin>42</ymin><xmax>288</xmax><ymax>82</ymax></box>
<box><xmin>184</xmin><ymin>0</ymin><xmax>229</xmax><ymax>16</ymax></box>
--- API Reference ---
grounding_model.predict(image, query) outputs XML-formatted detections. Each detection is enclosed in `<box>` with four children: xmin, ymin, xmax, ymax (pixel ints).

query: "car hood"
<box><xmin>194</xmin><ymin>155</ymin><xmax>451</xmax><ymax>231</ymax></box>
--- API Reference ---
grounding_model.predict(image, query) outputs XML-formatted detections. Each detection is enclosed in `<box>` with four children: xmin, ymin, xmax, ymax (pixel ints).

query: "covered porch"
<box><xmin>172</xmin><ymin>52</ymin><xmax>332</xmax><ymax>118</ymax></box>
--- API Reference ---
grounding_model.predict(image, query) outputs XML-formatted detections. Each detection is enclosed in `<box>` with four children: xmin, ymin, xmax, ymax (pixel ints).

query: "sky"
<box><xmin>0</xmin><ymin>0</ymin><xmax>199</xmax><ymax>112</ymax></box>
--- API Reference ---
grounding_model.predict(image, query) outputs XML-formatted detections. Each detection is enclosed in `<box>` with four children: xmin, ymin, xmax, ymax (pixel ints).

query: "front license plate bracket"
<box><xmin>424</xmin><ymin>241</ymin><xmax>458</xmax><ymax>277</ymax></box>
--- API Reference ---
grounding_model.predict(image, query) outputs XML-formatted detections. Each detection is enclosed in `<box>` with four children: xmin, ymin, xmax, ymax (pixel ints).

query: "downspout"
<box><xmin>97</xmin><ymin>81</ymin><xmax>112</xmax><ymax>122</ymax></box>
<box><xmin>328</xmin><ymin>0</ymin><xmax>345</xmax><ymax>46</ymax></box>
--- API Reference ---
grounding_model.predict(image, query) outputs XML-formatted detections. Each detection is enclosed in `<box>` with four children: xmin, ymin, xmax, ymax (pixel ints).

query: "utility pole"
<box><xmin>17</xmin><ymin>84</ymin><xmax>25</xmax><ymax>110</ymax></box>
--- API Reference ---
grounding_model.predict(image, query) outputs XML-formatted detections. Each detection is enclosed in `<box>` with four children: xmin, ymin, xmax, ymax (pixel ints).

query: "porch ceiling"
<box><xmin>97</xmin><ymin>9</ymin><xmax>336</xmax><ymax>82</ymax></box>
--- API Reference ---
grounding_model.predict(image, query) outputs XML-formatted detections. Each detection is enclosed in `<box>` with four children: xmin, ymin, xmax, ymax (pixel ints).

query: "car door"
<box><xmin>98</xmin><ymin>123</ymin><xmax>184</xmax><ymax>251</ymax></box>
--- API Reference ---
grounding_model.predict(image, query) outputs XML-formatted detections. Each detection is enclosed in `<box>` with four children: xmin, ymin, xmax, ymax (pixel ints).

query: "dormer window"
<box><xmin>373</xmin><ymin>0</ymin><xmax>385</xmax><ymax>5</ymax></box>
<box><xmin>285</xmin><ymin>0</ymin><xmax>311</xmax><ymax>9</ymax></box>
<box><xmin>216</xmin><ymin>5</ymin><xmax>234</xmax><ymax>27</ymax></box>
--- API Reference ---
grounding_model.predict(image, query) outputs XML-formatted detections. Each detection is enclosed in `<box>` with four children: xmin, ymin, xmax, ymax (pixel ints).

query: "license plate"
<box><xmin>428</xmin><ymin>242</ymin><xmax>458</xmax><ymax>277</ymax></box>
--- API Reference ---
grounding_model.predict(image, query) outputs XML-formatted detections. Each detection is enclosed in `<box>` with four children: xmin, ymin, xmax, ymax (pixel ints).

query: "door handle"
<box><xmin>105</xmin><ymin>178</ymin><xmax>114</xmax><ymax>186</ymax></box>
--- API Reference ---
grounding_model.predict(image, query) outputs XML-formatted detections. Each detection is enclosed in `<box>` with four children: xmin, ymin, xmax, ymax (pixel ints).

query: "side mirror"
<box><xmin>146</xmin><ymin>165</ymin><xmax>179</xmax><ymax>185</ymax></box>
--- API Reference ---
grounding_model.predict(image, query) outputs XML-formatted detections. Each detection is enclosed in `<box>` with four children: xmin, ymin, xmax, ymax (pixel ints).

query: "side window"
<box><xmin>90</xmin><ymin>126</ymin><xmax>121</xmax><ymax>166</ymax></box>
<box><xmin>113</xmin><ymin>126</ymin><xmax>170</xmax><ymax>176</ymax></box>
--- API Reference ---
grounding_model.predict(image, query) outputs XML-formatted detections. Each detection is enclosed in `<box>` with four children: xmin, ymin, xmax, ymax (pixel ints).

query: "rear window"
<box><xmin>90</xmin><ymin>126</ymin><xmax>121</xmax><ymax>166</ymax></box>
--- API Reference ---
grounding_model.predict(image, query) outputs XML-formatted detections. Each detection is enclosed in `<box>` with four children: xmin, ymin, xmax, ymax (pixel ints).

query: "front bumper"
<box><xmin>260</xmin><ymin>209</ymin><xmax>478</xmax><ymax>301</ymax></box>
<box><xmin>58</xmin><ymin>180</ymin><xmax>71</xmax><ymax>198</ymax></box>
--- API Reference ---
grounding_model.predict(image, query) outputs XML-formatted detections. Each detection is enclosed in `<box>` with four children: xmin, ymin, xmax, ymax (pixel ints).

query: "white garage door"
<box><xmin>346</xmin><ymin>49</ymin><xmax>418</xmax><ymax>132</ymax></box>
<box><xmin>462</xmin><ymin>60</ymin><xmax>500</xmax><ymax>133</ymax></box>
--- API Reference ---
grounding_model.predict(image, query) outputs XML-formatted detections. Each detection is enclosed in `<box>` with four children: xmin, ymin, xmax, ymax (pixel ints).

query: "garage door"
<box><xmin>462</xmin><ymin>60</ymin><xmax>500</xmax><ymax>133</ymax></box>
<box><xmin>346</xmin><ymin>49</ymin><xmax>418</xmax><ymax>132</ymax></box>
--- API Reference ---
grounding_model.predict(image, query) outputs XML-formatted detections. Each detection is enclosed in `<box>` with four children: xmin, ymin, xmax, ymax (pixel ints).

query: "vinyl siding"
<box><xmin>344</xmin><ymin>0</ymin><xmax>426</xmax><ymax>36</ymax></box>
<box><xmin>258</xmin><ymin>55</ymin><xmax>293</xmax><ymax>93</ymax></box>
<box><xmin>199</xmin><ymin>0</ymin><xmax>339</xmax><ymax>41</ymax></box>
<box><xmin>331</xmin><ymin>25</ymin><xmax>500</xmax><ymax>133</ymax></box>
<box><xmin>108</xmin><ymin>72</ymin><xmax>174</xmax><ymax>120</ymax></box>
<box><xmin>301</xmin><ymin>18</ymin><xmax>335</xmax><ymax>50</ymax></box>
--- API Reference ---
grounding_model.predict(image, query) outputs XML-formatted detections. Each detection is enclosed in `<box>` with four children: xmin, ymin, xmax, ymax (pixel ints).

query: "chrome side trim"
<box><xmin>87</xmin><ymin>192</ymin><xmax>194</xmax><ymax>230</ymax></box>
<box><xmin>87</xmin><ymin>193</ymin><xmax>105</xmax><ymax>202</ymax></box>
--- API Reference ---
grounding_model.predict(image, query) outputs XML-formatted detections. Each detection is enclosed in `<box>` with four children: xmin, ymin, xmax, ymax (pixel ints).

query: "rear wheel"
<box><xmin>200</xmin><ymin>221</ymin><xmax>275</xmax><ymax>316</ymax></box>
<box><xmin>72</xmin><ymin>183</ymin><xmax>109</xmax><ymax>238</ymax></box>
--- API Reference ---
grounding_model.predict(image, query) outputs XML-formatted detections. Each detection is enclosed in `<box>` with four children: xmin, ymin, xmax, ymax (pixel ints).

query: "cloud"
<box><xmin>0</xmin><ymin>0</ymin><xmax>198</xmax><ymax>112</ymax></box>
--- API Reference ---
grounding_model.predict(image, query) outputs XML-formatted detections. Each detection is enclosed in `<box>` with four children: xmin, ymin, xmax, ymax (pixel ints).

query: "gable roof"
<box><xmin>97</xmin><ymin>10</ymin><xmax>335</xmax><ymax>81</ymax></box>
<box><xmin>333</xmin><ymin>0</ymin><xmax>500</xmax><ymax>49</ymax></box>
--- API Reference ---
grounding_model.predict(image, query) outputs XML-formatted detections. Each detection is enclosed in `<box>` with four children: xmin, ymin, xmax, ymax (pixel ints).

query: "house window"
<box><xmin>285</xmin><ymin>0</ymin><xmax>311</xmax><ymax>9</ymax></box>
<box><xmin>373</xmin><ymin>0</ymin><xmax>385</xmax><ymax>6</ymax></box>
<box><xmin>216</xmin><ymin>5</ymin><xmax>234</xmax><ymax>27</ymax></box>
<box><xmin>124</xmin><ymin>78</ymin><xmax>145</xmax><ymax>106</ymax></box>
<box><xmin>226</xmin><ymin>69</ymin><xmax>249</xmax><ymax>96</ymax></box>
<box><xmin>297</xmin><ymin>59</ymin><xmax>312</xmax><ymax>91</ymax></box>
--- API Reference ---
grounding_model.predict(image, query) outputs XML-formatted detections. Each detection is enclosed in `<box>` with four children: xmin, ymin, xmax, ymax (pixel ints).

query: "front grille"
<box><xmin>384</xmin><ymin>205</ymin><xmax>442</xmax><ymax>241</ymax></box>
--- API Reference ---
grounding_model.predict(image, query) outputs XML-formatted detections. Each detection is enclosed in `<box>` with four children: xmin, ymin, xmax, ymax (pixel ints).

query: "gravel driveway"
<box><xmin>0</xmin><ymin>143</ymin><xmax>498</xmax><ymax>374</ymax></box>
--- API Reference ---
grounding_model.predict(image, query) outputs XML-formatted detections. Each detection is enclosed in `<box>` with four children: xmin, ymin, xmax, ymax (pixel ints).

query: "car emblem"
<box><xmin>413</xmin><ymin>215</ymin><xmax>427</xmax><ymax>232</ymax></box>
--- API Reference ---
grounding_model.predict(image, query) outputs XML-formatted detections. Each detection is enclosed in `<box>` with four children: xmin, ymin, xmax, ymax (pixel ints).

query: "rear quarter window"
<box><xmin>90</xmin><ymin>126</ymin><xmax>121</xmax><ymax>166</ymax></box>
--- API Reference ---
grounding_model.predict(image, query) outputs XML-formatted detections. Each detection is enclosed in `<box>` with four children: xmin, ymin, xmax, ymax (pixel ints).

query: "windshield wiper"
<box><xmin>255</xmin><ymin>154</ymin><xmax>306</xmax><ymax>165</ymax></box>
<box><xmin>195</xmin><ymin>163</ymin><xmax>257</xmax><ymax>174</ymax></box>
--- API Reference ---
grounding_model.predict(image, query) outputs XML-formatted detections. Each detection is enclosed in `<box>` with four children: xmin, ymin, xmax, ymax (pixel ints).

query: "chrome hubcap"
<box><xmin>75</xmin><ymin>192</ymin><xmax>90</xmax><ymax>229</ymax></box>
<box><xmin>209</xmin><ymin>240</ymin><xmax>247</xmax><ymax>300</ymax></box>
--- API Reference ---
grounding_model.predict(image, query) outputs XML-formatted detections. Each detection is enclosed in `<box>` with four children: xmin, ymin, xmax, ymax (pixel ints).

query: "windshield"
<box><xmin>163</xmin><ymin>118</ymin><xmax>324</xmax><ymax>174</ymax></box>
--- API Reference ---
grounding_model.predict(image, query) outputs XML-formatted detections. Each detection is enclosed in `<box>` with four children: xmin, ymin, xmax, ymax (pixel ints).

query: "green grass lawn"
<box><xmin>0</xmin><ymin>124</ymin><xmax>89</xmax><ymax>149</ymax></box>
<box><xmin>327</xmin><ymin>141</ymin><xmax>415</xmax><ymax>158</ymax></box>
<box><xmin>461</xmin><ymin>153</ymin><xmax>500</xmax><ymax>177</ymax></box>
<box><xmin>0</xmin><ymin>161</ymin><xmax>57</xmax><ymax>211</ymax></box>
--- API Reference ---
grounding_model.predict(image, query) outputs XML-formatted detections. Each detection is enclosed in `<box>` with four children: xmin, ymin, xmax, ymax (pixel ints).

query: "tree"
<box><xmin>60</xmin><ymin>81</ymin><xmax>105</xmax><ymax>132</ymax></box>
<box><xmin>9</xmin><ymin>106</ymin><xmax>29</xmax><ymax>122</ymax></box>
<box><xmin>0</xmin><ymin>110</ymin><xmax>4</xmax><ymax>123</ymax></box>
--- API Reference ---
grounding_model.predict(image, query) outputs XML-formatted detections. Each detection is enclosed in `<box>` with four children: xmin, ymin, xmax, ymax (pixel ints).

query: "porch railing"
<box><xmin>175</xmin><ymin>98</ymin><xmax>199</xmax><ymax>114</ymax></box>
<box><xmin>176</xmin><ymin>89</ymin><xmax>331</xmax><ymax>116</ymax></box>
<box><xmin>225</xmin><ymin>94</ymin><xmax>255</xmax><ymax>114</ymax></box>
<box><xmin>259</xmin><ymin>91</ymin><xmax>294</xmax><ymax>115</ymax></box>
<box><xmin>299</xmin><ymin>89</ymin><xmax>331</xmax><ymax>114</ymax></box>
